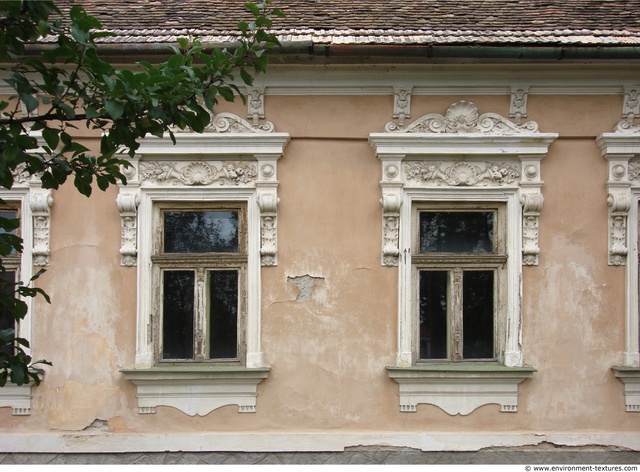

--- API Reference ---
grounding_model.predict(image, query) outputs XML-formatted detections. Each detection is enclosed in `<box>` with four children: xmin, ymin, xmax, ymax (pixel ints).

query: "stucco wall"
<box><xmin>1</xmin><ymin>65</ymin><xmax>639</xmax><ymax>451</ymax></box>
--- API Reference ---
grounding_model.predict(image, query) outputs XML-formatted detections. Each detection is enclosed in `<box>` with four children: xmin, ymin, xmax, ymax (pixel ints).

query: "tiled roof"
<box><xmin>56</xmin><ymin>0</ymin><xmax>640</xmax><ymax>46</ymax></box>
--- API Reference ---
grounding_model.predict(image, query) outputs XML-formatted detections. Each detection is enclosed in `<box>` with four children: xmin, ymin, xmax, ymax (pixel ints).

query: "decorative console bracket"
<box><xmin>509</xmin><ymin>86</ymin><xmax>529</xmax><ymax>124</ymax></box>
<box><xmin>623</xmin><ymin>86</ymin><xmax>640</xmax><ymax>123</ymax></box>
<box><xmin>29</xmin><ymin>187</ymin><xmax>53</xmax><ymax>266</ymax></box>
<box><xmin>392</xmin><ymin>86</ymin><xmax>412</xmax><ymax>127</ymax></box>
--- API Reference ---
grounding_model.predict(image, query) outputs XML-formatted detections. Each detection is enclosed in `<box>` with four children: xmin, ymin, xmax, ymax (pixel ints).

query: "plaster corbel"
<box><xmin>392</xmin><ymin>87</ymin><xmax>412</xmax><ymax>128</ymax></box>
<box><xmin>28</xmin><ymin>187</ymin><xmax>52</xmax><ymax>267</ymax></box>
<box><xmin>247</xmin><ymin>87</ymin><xmax>266</xmax><ymax>126</ymax></box>
<box><xmin>509</xmin><ymin>86</ymin><xmax>529</xmax><ymax>124</ymax></box>
<box><xmin>379</xmin><ymin>155</ymin><xmax>404</xmax><ymax>266</ymax></box>
<box><xmin>116</xmin><ymin>159</ymin><xmax>140</xmax><ymax>267</ymax></box>
<box><xmin>623</xmin><ymin>86</ymin><xmax>640</xmax><ymax>123</ymax></box>
<box><xmin>256</xmin><ymin>154</ymin><xmax>280</xmax><ymax>267</ymax></box>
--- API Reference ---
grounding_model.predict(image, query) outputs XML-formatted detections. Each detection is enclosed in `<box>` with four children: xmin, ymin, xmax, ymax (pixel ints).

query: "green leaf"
<box><xmin>105</xmin><ymin>100</ymin><xmax>124</xmax><ymax>120</ymax></box>
<box><xmin>42</xmin><ymin>128</ymin><xmax>60</xmax><ymax>150</ymax></box>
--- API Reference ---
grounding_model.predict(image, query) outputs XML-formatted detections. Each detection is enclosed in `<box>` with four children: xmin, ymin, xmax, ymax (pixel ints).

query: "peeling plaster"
<box><xmin>287</xmin><ymin>274</ymin><xmax>325</xmax><ymax>301</ymax></box>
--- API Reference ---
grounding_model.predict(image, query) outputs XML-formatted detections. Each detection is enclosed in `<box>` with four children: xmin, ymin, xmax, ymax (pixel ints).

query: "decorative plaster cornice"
<box><xmin>384</xmin><ymin>100</ymin><xmax>539</xmax><ymax>134</ymax></box>
<box><xmin>370</xmin><ymin>100</ymin><xmax>557</xmax><ymax>267</ymax></box>
<box><xmin>118</xmin><ymin>112</ymin><xmax>289</xmax><ymax>267</ymax></box>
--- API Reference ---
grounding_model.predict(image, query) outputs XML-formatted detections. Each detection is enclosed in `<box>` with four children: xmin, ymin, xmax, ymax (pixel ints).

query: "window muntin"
<box><xmin>153</xmin><ymin>203</ymin><xmax>246</xmax><ymax>364</ymax></box>
<box><xmin>414</xmin><ymin>205</ymin><xmax>506</xmax><ymax>362</ymax></box>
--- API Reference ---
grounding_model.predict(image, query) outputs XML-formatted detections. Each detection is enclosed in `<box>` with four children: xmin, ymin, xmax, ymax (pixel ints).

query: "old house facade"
<box><xmin>1</xmin><ymin>0</ymin><xmax>640</xmax><ymax>454</ymax></box>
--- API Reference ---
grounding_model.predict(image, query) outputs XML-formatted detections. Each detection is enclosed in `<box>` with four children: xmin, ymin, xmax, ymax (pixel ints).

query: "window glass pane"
<box><xmin>164</xmin><ymin>211</ymin><xmax>238</xmax><ymax>253</ymax></box>
<box><xmin>162</xmin><ymin>270</ymin><xmax>195</xmax><ymax>359</ymax></box>
<box><xmin>0</xmin><ymin>210</ymin><xmax>18</xmax><ymax>255</ymax></box>
<box><xmin>419</xmin><ymin>271</ymin><xmax>448</xmax><ymax>359</ymax></box>
<box><xmin>208</xmin><ymin>270</ymin><xmax>238</xmax><ymax>359</ymax></box>
<box><xmin>420</xmin><ymin>212</ymin><xmax>494</xmax><ymax>253</ymax></box>
<box><xmin>462</xmin><ymin>270</ymin><xmax>494</xmax><ymax>359</ymax></box>
<box><xmin>0</xmin><ymin>271</ymin><xmax>15</xmax><ymax>357</ymax></box>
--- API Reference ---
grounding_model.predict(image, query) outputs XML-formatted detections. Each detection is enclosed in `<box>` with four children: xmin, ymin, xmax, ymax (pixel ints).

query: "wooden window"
<box><xmin>152</xmin><ymin>203</ymin><xmax>247</xmax><ymax>363</ymax></box>
<box><xmin>413</xmin><ymin>204</ymin><xmax>507</xmax><ymax>362</ymax></box>
<box><xmin>0</xmin><ymin>205</ymin><xmax>20</xmax><ymax>358</ymax></box>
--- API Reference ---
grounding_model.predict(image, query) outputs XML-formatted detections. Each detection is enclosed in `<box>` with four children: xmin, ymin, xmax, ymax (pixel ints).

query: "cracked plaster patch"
<box><xmin>287</xmin><ymin>275</ymin><xmax>325</xmax><ymax>301</ymax></box>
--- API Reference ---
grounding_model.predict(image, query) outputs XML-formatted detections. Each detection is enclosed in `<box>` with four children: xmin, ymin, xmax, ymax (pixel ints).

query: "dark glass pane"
<box><xmin>0</xmin><ymin>210</ymin><xmax>18</xmax><ymax>255</ymax></box>
<box><xmin>420</xmin><ymin>212</ymin><xmax>494</xmax><ymax>253</ymax></box>
<box><xmin>419</xmin><ymin>271</ymin><xmax>448</xmax><ymax>360</ymax></box>
<box><xmin>0</xmin><ymin>271</ymin><xmax>15</xmax><ymax>357</ymax></box>
<box><xmin>162</xmin><ymin>271</ymin><xmax>194</xmax><ymax>359</ymax></box>
<box><xmin>462</xmin><ymin>271</ymin><xmax>494</xmax><ymax>359</ymax></box>
<box><xmin>164</xmin><ymin>211</ymin><xmax>238</xmax><ymax>253</ymax></box>
<box><xmin>208</xmin><ymin>271</ymin><xmax>238</xmax><ymax>359</ymax></box>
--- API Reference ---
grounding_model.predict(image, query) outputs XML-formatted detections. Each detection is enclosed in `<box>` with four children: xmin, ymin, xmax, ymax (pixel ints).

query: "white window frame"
<box><xmin>0</xmin><ymin>174</ymin><xmax>53</xmax><ymax>415</ymax></box>
<box><xmin>598</xmin><ymin>120</ymin><xmax>640</xmax><ymax>412</ymax></box>
<box><xmin>369</xmin><ymin>100</ymin><xmax>557</xmax><ymax>415</ymax></box>
<box><xmin>120</xmin><ymin>113</ymin><xmax>289</xmax><ymax>416</ymax></box>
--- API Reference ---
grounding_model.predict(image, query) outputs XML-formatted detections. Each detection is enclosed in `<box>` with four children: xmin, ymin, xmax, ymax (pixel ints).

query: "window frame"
<box><xmin>152</xmin><ymin>202</ymin><xmax>248</xmax><ymax>364</ymax></box>
<box><xmin>412</xmin><ymin>202</ymin><xmax>508</xmax><ymax>364</ymax></box>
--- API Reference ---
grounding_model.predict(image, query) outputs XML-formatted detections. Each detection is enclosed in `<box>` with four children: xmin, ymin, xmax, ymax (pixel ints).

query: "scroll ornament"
<box><xmin>385</xmin><ymin>100</ymin><xmax>539</xmax><ymax>134</ymax></box>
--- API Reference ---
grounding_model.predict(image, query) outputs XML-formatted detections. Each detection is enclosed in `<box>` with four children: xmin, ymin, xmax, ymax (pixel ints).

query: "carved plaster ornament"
<box><xmin>376</xmin><ymin>101</ymin><xmax>548</xmax><ymax>267</ymax></box>
<box><xmin>116</xmin><ymin>192</ymin><xmax>140</xmax><ymax>267</ymax></box>
<box><xmin>520</xmin><ymin>193</ymin><xmax>544</xmax><ymax>265</ymax></box>
<box><xmin>384</xmin><ymin>100</ymin><xmax>539</xmax><ymax>134</ymax></box>
<box><xmin>121</xmin><ymin>111</ymin><xmax>283</xmax><ymax>267</ymax></box>
<box><xmin>139</xmin><ymin>161</ymin><xmax>258</xmax><ymax>186</ymax></box>
<box><xmin>29</xmin><ymin>190</ymin><xmax>53</xmax><ymax>266</ymax></box>
<box><xmin>392</xmin><ymin>87</ymin><xmax>412</xmax><ymax>126</ymax></box>
<box><xmin>623</xmin><ymin>87</ymin><xmax>640</xmax><ymax>123</ymax></box>
<box><xmin>405</xmin><ymin>161</ymin><xmax>520</xmax><ymax>187</ymax></box>
<box><xmin>247</xmin><ymin>87</ymin><xmax>266</xmax><ymax>125</ymax></box>
<box><xmin>509</xmin><ymin>86</ymin><xmax>529</xmax><ymax>124</ymax></box>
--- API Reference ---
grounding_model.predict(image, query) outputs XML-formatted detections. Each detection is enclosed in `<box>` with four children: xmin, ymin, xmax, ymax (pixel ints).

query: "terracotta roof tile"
<box><xmin>55</xmin><ymin>0</ymin><xmax>640</xmax><ymax>46</ymax></box>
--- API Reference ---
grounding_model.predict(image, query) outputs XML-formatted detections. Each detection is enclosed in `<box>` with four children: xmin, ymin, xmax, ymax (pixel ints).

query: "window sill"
<box><xmin>0</xmin><ymin>383</ymin><xmax>31</xmax><ymax>416</ymax></box>
<box><xmin>612</xmin><ymin>366</ymin><xmax>640</xmax><ymax>412</ymax></box>
<box><xmin>121</xmin><ymin>365</ymin><xmax>270</xmax><ymax>416</ymax></box>
<box><xmin>386</xmin><ymin>364</ymin><xmax>535</xmax><ymax>415</ymax></box>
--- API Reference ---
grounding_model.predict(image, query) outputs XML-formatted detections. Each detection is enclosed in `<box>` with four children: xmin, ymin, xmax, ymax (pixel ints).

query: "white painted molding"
<box><xmin>597</xmin><ymin>125</ymin><xmax>640</xmax><ymax>370</ymax></box>
<box><xmin>612</xmin><ymin>367</ymin><xmax>640</xmax><ymax>412</ymax></box>
<box><xmin>117</xmin><ymin>112</ymin><xmax>289</xmax><ymax>267</ymax></box>
<box><xmin>369</xmin><ymin>101</ymin><xmax>556</xmax><ymax>389</ymax></box>
<box><xmin>0</xmin><ymin>384</ymin><xmax>31</xmax><ymax>416</ymax></box>
<box><xmin>387</xmin><ymin>365</ymin><xmax>535</xmax><ymax>415</ymax></box>
<box><xmin>121</xmin><ymin>367</ymin><xmax>270</xmax><ymax>416</ymax></box>
<box><xmin>120</xmin><ymin>112</ymin><xmax>288</xmax><ymax>382</ymax></box>
<box><xmin>370</xmin><ymin>100</ymin><xmax>558</xmax><ymax>268</ymax></box>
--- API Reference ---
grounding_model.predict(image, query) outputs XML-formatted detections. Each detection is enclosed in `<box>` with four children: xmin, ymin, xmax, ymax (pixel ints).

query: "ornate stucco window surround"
<box><xmin>120</xmin><ymin>113</ymin><xmax>289</xmax><ymax>416</ymax></box>
<box><xmin>0</xmin><ymin>139</ymin><xmax>53</xmax><ymax>416</ymax></box>
<box><xmin>369</xmin><ymin>100</ymin><xmax>557</xmax><ymax>415</ymax></box>
<box><xmin>598</xmin><ymin>118</ymin><xmax>640</xmax><ymax>412</ymax></box>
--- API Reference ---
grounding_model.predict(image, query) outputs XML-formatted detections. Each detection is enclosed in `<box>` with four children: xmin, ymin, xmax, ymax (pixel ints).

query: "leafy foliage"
<box><xmin>0</xmin><ymin>0</ymin><xmax>283</xmax><ymax>386</ymax></box>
